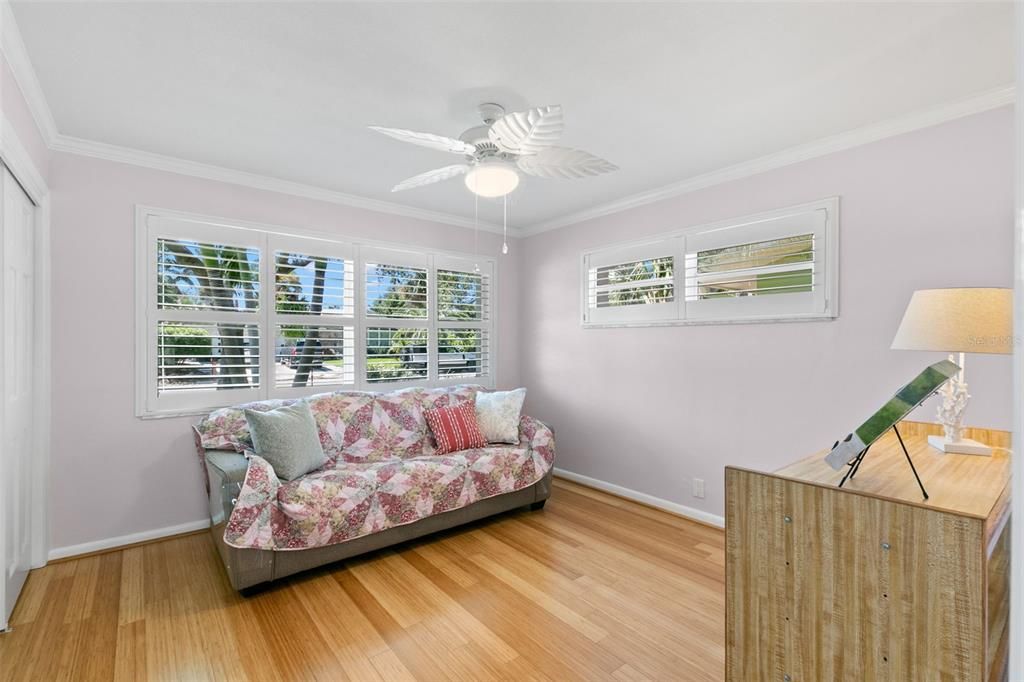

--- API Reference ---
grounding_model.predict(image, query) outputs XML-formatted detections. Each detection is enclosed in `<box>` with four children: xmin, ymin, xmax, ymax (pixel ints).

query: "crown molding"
<box><xmin>2</xmin><ymin>2</ymin><xmax>1012</xmax><ymax>240</ymax></box>
<box><xmin>50</xmin><ymin>134</ymin><xmax>509</xmax><ymax>235</ymax></box>
<box><xmin>2</xmin><ymin>3</ymin><xmax>509</xmax><ymax>235</ymax></box>
<box><xmin>0</xmin><ymin>1</ymin><xmax>58</xmax><ymax>146</ymax></box>
<box><xmin>39</xmin><ymin>82</ymin><xmax>1016</xmax><ymax>240</ymax></box>
<box><xmin>520</xmin><ymin>84</ymin><xmax>1016</xmax><ymax>237</ymax></box>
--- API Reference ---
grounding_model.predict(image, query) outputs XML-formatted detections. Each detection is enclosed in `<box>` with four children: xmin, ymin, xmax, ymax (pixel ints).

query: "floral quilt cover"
<box><xmin>195</xmin><ymin>386</ymin><xmax>555</xmax><ymax>551</ymax></box>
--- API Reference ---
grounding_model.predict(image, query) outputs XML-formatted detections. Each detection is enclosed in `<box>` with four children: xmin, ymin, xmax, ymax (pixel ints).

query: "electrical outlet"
<box><xmin>692</xmin><ymin>478</ymin><xmax>705</xmax><ymax>499</ymax></box>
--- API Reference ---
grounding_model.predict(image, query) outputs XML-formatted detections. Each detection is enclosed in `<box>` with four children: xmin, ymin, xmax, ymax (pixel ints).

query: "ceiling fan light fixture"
<box><xmin>465</xmin><ymin>162</ymin><xmax>519</xmax><ymax>198</ymax></box>
<box><xmin>372</xmin><ymin>103</ymin><xmax>616</xmax><ymax>198</ymax></box>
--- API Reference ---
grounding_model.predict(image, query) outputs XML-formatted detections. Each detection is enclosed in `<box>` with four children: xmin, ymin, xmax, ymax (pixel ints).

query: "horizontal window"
<box><xmin>686</xmin><ymin>234</ymin><xmax>813</xmax><ymax>300</ymax></box>
<box><xmin>589</xmin><ymin>256</ymin><xmax>674</xmax><ymax>309</ymax></box>
<box><xmin>581</xmin><ymin>199</ymin><xmax>837</xmax><ymax>327</ymax></box>
<box><xmin>137</xmin><ymin>210</ymin><xmax>496</xmax><ymax>417</ymax></box>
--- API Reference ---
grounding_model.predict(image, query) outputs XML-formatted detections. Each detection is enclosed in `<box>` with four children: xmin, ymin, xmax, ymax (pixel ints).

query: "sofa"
<box><xmin>192</xmin><ymin>384</ymin><xmax>555</xmax><ymax>590</ymax></box>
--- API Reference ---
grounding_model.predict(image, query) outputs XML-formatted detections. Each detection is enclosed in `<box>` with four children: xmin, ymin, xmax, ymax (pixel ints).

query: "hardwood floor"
<box><xmin>0</xmin><ymin>479</ymin><xmax>725</xmax><ymax>681</ymax></box>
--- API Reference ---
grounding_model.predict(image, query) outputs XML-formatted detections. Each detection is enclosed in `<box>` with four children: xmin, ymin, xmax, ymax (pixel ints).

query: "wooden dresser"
<box><xmin>725</xmin><ymin>424</ymin><xmax>1010</xmax><ymax>682</ymax></box>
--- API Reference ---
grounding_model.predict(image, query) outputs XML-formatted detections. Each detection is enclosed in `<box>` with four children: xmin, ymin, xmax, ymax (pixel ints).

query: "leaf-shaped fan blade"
<box><xmin>391</xmin><ymin>164</ymin><xmax>469</xmax><ymax>192</ymax></box>
<box><xmin>516</xmin><ymin>147</ymin><xmax>618</xmax><ymax>179</ymax></box>
<box><xmin>369</xmin><ymin>126</ymin><xmax>477</xmax><ymax>155</ymax></box>
<box><xmin>488</xmin><ymin>105</ymin><xmax>563</xmax><ymax>155</ymax></box>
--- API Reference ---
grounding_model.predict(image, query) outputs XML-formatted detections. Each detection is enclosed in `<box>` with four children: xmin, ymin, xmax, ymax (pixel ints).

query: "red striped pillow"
<box><xmin>424</xmin><ymin>401</ymin><xmax>487</xmax><ymax>455</ymax></box>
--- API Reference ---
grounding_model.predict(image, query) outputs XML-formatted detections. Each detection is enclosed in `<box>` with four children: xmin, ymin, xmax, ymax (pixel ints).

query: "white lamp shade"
<box><xmin>891</xmin><ymin>287</ymin><xmax>1012</xmax><ymax>355</ymax></box>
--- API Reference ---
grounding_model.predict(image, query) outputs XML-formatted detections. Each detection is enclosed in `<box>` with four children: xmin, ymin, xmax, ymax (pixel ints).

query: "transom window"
<box><xmin>589</xmin><ymin>256</ymin><xmax>675</xmax><ymax>309</ymax></box>
<box><xmin>686</xmin><ymin>234</ymin><xmax>814</xmax><ymax>300</ymax></box>
<box><xmin>581</xmin><ymin>198</ymin><xmax>838</xmax><ymax>327</ymax></box>
<box><xmin>137</xmin><ymin>209</ymin><xmax>495</xmax><ymax>417</ymax></box>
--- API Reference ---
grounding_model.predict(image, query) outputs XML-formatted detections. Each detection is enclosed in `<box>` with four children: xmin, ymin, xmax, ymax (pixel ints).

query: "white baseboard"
<box><xmin>553</xmin><ymin>468</ymin><xmax>725</xmax><ymax>528</ymax></box>
<box><xmin>48</xmin><ymin>519</ymin><xmax>211</xmax><ymax>562</ymax></box>
<box><xmin>46</xmin><ymin>472</ymin><xmax>724</xmax><ymax>561</ymax></box>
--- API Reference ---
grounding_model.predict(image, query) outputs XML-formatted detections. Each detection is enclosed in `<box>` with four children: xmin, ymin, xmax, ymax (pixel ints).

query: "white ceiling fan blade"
<box><xmin>369</xmin><ymin>126</ymin><xmax>476</xmax><ymax>155</ymax></box>
<box><xmin>516</xmin><ymin>147</ymin><xmax>618</xmax><ymax>179</ymax></box>
<box><xmin>391</xmin><ymin>164</ymin><xmax>469</xmax><ymax>192</ymax></box>
<box><xmin>488</xmin><ymin>105</ymin><xmax>563</xmax><ymax>155</ymax></box>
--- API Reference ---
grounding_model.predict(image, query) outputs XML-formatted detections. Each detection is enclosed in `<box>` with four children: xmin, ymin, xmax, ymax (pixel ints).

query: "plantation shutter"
<box><xmin>580</xmin><ymin>199</ymin><xmax>837</xmax><ymax>328</ymax></box>
<box><xmin>147</xmin><ymin>218</ymin><xmax>262</xmax><ymax>413</ymax></box>
<box><xmin>583</xmin><ymin>238</ymin><xmax>681</xmax><ymax>326</ymax></box>
<box><xmin>362</xmin><ymin>247</ymin><xmax>430</xmax><ymax>384</ymax></box>
<box><xmin>434</xmin><ymin>256</ymin><xmax>491</xmax><ymax>381</ymax></box>
<box><xmin>269</xmin><ymin>235</ymin><xmax>356</xmax><ymax>394</ymax></box>
<box><xmin>683</xmin><ymin>206</ymin><xmax>830</xmax><ymax>321</ymax></box>
<box><xmin>138</xmin><ymin>209</ymin><xmax>499</xmax><ymax>417</ymax></box>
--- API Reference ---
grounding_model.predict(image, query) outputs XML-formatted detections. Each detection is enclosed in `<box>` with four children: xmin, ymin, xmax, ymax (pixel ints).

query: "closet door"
<box><xmin>1</xmin><ymin>166</ymin><xmax>35</xmax><ymax>630</ymax></box>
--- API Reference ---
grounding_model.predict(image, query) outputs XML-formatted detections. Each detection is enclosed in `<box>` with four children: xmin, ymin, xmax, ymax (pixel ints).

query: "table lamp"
<box><xmin>890</xmin><ymin>287</ymin><xmax>1012</xmax><ymax>455</ymax></box>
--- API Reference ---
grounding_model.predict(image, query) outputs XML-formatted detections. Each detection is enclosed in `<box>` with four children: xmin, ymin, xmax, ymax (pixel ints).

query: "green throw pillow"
<box><xmin>243</xmin><ymin>401</ymin><xmax>326</xmax><ymax>481</ymax></box>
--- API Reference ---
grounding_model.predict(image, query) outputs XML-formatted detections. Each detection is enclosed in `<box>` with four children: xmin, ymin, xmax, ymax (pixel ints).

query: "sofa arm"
<box><xmin>205</xmin><ymin>450</ymin><xmax>250</xmax><ymax>526</ymax></box>
<box><xmin>206</xmin><ymin>450</ymin><xmax>249</xmax><ymax>485</ymax></box>
<box><xmin>520</xmin><ymin>415</ymin><xmax>556</xmax><ymax>470</ymax></box>
<box><xmin>222</xmin><ymin>453</ymin><xmax>280</xmax><ymax>550</ymax></box>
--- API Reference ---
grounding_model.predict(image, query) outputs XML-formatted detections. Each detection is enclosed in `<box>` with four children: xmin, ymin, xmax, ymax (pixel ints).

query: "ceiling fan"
<box><xmin>369</xmin><ymin>103</ymin><xmax>618</xmax><ymax>198</ymax></box>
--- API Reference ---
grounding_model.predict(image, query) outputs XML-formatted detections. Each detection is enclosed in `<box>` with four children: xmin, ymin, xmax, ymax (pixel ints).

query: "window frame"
<box><xmin>135</xmin><ymin>206</ymin><xmax>497</xmax><ymax>418</ymax></box>
<box><xmin>580</xmin><ymin>198</ymin><xmax>839</xmax><ymax>328</ymax></box>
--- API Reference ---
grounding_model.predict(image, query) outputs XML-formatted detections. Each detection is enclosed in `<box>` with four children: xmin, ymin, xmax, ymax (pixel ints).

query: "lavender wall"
<box><xmin>518</xmin><ymin>107</ymin><xmax>1014</xmax><ymax>520</ymax></box>
<box><xmin>47</xmin><ymin>152</ymin><xmax>521</xmax><ymax>552</ymax></box>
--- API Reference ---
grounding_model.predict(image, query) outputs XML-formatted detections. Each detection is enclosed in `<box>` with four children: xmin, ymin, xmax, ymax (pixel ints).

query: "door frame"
<box><xmin>0</xmin><ymin>113</ymin><xmax>51</xmax><ymax>571</ymax></box>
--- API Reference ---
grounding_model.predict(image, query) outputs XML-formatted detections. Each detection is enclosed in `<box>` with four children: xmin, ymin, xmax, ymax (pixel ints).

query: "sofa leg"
<box><xmin>530</xmin><ymin>500</ymin><xmax>547</xmax><ymax>511</ymax></box>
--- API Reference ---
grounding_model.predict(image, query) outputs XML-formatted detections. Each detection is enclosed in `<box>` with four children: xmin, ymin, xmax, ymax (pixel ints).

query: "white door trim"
<box><xmin>0</xmin><ymin>113</ymin><xmax>51</xmax><ymax>570</ymax></box>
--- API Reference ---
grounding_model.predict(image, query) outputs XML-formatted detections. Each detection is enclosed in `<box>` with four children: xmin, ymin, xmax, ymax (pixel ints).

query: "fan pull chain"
<box><xmin>473</xmin><ymin>178</ymin><xmax>481</xmax><ymax>273</ymax></box>
<box><xmin>502</xmin><ymin>195</ymin><xmax>509</xmax><ymax>255</ymax></box>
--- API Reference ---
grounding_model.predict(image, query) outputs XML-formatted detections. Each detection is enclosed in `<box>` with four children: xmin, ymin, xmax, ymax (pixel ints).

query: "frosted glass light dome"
<box><xmin>465</xmin><ymin>162</ymin><xmax>519</xmax><ymax>198</ymax></box>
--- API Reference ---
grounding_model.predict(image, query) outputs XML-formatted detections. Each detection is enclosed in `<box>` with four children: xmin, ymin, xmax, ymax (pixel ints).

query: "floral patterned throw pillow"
<box><xmin>475</xmin><ymin>388</ymin><xmax>527</xmax><ymax>444</ymax></box>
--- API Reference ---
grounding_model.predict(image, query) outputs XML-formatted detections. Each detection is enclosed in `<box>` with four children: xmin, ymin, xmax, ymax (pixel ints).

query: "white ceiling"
<box><xmin>10</xmin><ymin>2</ymin><xmax>1014</xmax><ymax>230</ymax></box>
